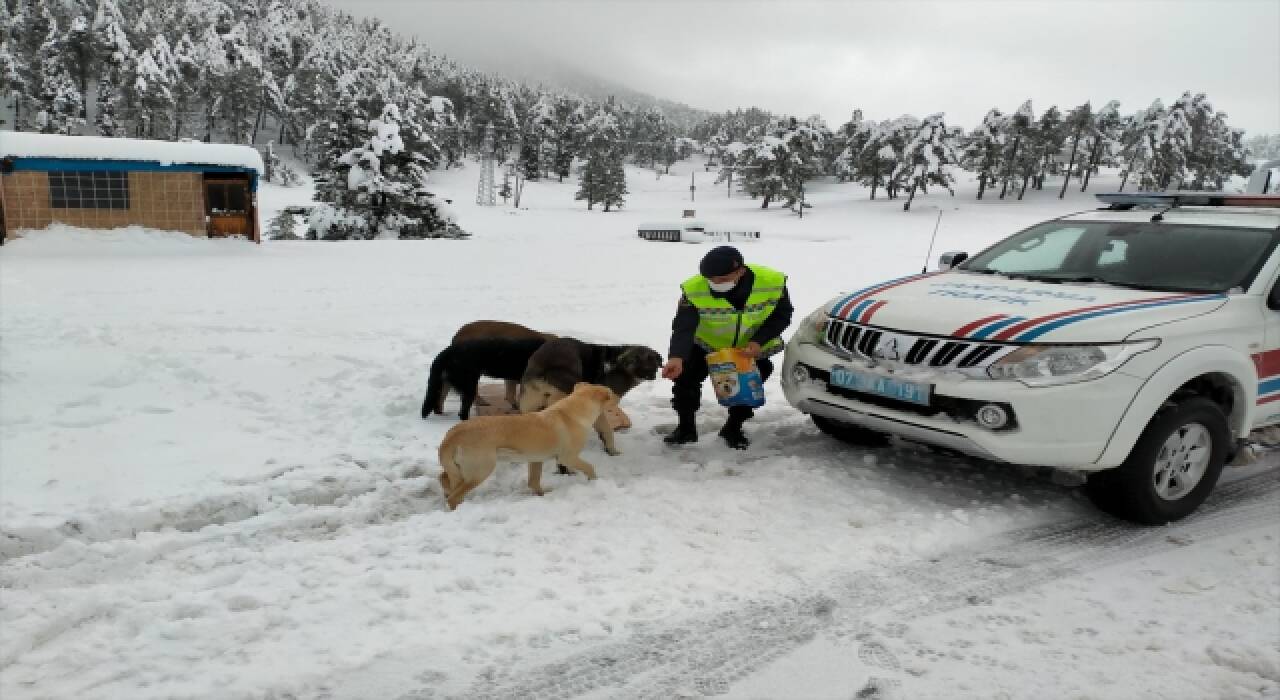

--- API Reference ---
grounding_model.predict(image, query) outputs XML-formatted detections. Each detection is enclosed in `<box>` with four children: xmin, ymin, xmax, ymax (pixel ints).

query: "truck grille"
<box><xmin>823</xmin><ymin>318</ymin><xmax>1015</xmax><ymax>370</ymax></box>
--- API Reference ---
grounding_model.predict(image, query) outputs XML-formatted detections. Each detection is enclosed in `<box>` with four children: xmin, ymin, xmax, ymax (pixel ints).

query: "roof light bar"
<box><xmin>1096</xmin><ymin>192</ymin><xmax>1280</xmax><ymax>210</ymax></box>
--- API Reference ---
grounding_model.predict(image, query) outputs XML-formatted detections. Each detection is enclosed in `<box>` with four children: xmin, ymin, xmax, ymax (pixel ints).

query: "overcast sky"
<box><xmin>327</xmin><ymin>0</ymin><xmax>1279</xmax><ymax>134</ymax></box>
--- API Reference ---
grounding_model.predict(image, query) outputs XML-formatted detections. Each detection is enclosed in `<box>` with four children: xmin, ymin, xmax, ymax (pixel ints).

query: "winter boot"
<box><xmin>663</xmin><ymin>410</ymin><xmax>699</xmax><ymax>445</ymax></box>
<box><xmin>718</xmin><ymin>406</ymin><xmax>753</xmax><ymax>450</ymax></box>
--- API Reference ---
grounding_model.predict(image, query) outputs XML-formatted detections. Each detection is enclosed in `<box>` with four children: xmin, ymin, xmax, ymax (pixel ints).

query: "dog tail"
<box><xmin>422</xmin><ymin>349</ymin><xmax>449</xmax><ymax>418</ymax></box>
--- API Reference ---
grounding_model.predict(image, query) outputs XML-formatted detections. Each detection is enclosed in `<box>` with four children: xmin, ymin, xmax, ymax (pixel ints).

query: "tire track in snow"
<box><xmin>0</xmin><ymin>454</ymin><xmax>433</xmax><ymax>565</ymax></box>
<box><xmin>434</xmin><ymin>466</ymin><xmax>1279</xmax><ymax>700</ymax></box>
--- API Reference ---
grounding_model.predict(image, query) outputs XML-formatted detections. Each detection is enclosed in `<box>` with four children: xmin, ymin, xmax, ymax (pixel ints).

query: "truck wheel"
<box><xmin>811</xmin><ymin>414</ymin><xmax>891</xmax><ymax>448</ymax></box>
<box><xmin>1085</xmin><ymin>397</ymin><xmax>1229</xmax><ymax>525</ymax></box>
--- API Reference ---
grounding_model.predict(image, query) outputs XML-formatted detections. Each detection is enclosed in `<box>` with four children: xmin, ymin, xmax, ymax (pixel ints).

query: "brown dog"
<box><xmin>445</xmin><ymin>320</ymin><xmax>557</xmax><ymax>412</ymax></box>
<box><xmin>436</xmin><ymin>383</ymin><xmax>619</xmax><ymax>510</ymax></box>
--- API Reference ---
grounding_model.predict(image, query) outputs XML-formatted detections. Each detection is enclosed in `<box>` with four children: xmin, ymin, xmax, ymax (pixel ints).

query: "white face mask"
<box><xmin>708</xmin><ymin>278</ymin><xmax>738</xmax><ymax>293</ymax></box>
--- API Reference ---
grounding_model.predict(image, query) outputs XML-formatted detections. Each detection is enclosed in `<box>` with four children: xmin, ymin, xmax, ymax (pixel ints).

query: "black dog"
<box><xmin>422</xmin><ymin>337</ymin><xmax>548</xmax><ymax>420</ymax></box>
<box><xmin>518</xmin><ymin>337</ymin><xmax>663</xmax><ymax>457</ymax></box>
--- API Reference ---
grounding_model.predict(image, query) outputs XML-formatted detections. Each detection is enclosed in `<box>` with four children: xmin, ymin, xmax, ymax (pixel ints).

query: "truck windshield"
<box><xmin>960</xmin><ymin>221</ymin><xmax>1278</xmax><ymax>293</ymax></box>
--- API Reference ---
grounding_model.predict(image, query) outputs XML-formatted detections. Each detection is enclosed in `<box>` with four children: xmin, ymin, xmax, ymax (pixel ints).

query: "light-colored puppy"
<box><xmin>437</xmin><ymin>383</ymin><xmax>619</xmax><ymax>510</ymax></box>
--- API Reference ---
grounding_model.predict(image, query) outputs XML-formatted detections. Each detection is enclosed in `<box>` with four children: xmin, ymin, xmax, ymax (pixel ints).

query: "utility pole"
<box><xmin>690</xmin><ymin>171</ymin><xmax>696</xmax><ymax>202</ymax></box>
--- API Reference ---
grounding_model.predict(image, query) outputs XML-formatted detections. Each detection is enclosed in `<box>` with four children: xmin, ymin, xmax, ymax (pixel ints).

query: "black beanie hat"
<box><xmin>699</xmin><ymin>245</ymin><xmax>744</xmax><ymax>277</ymax></box>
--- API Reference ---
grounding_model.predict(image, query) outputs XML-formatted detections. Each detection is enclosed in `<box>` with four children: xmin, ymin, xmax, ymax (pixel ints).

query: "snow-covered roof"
<box><xmin>0</xmin><ymin>132</ymin><xmax>264</xmax><ymax>174</ymax></box>
<box><xmin>637</xmin><ymin>220</ymin><xmax>761</xmax><ymax>233</ymax></box>
<box><xmin>638</xmin><ymin>220</ymin><xmax>707</xmax><ymax>230</ymax></box>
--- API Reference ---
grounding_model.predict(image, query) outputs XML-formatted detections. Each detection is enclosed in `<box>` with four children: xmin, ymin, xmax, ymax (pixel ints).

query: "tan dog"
<box><xmin>437</xmin><ymin>382</ymin><xmax>619</xmax><ymax>510</ymax></box>
<box><xmin>518</xmin><ymin>338</ymin><xmax>662</xmax><ymax>458</ymax></box>
<box><xmin>446</xmin><ymin>320</ymin><xmax>557</xmax><ymax>412</ymax></box>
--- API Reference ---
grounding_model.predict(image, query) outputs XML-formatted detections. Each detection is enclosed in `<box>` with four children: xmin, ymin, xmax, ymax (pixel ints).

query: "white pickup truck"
<box><xmin>782</xmin><ymin>165</ymin><xmax>1280</xmax><ymax>524</ymax></box>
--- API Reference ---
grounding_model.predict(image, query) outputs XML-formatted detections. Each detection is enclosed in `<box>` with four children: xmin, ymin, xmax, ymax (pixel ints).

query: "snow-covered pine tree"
<box><xmin>1080</xmin><ymin>100</ymin><xmax>1121</xmax><ymax>193</ymax></box>
<box><xmin>1057</xmin><ymin>102</ymin><xmax>1093</xmax><ymax>197</ymax></box>
<box><xmin>219</xmin><ymin>19</ymin><xmax>265</xmax><ymax>144</ymax></box>
<box><xmin>1117</xmin><ymin>101</ymin><xmax>1162</xmax><ymax>191</ymax></box>
<box><xmin>998</xmin><ymin>100</ymin><xmax>1034</xmax><ymax>198</ymax></box>
<box><xmin>423</xmin><ymin>96</ymin><xmax>461</xmax><ymax>167</ymax></box>
<box><xmin>1190</xmin><ymin>110</ymin><xmax>1249</xmax><ymax>190</ymax></box>
<box><xmin>129</xmin><ymin>35</ymin><xmax>176</xmax><ymax>138</ymax></box>
<box><xmin>523</xmin><ymin>94</ymin><xmax>557</xmax><ymax>178</ymax></box>
<box><xmin>169</xmin><ymin>32</ymin><xmax>203</xmax><ymax>139</ymax></box>
<box><xmin>308</xmin><ymin>84</ymin><xmax>371</xmax><ymax>239</ymax></box>
<box><xmin>1150</xmin><ymin>93</ymin><xmax>1194</xmax><ymax>190</ymax></box>
<box><xmin>964</xmin><ymin>108</ymin><xmax>1004</xmax><ymax>199</ymax></box>
<box><xmin>552</xmin><ymin>100</ymin><xmax>585</xmax><ymax>182</ymax></box>
<box><xmin>310</xmin><ymin>102</ymin><xmax>459</xmax><ymax>239</ymax></box>
<box><xmin>267</xmin><ymin>208</ymin><xmax>301</xmax><ymax>240</ymax></box>
<box><xmin>575</xmin><ymin>109</ymin><xmax>627</xmax><ymax>211</ymax></box>
<box><xmin>848</xmin><ymin>121</ymin><xmax>901</xmax><ymax>200</ymax></box>
<box><xmin>518</xmin><ymin>138</ymin><xmax>541</xmax><ymax>180</ymax></box>
<box><xmin>897</xmin><ymin>113</ymin><xmax>959</xmax><ymax>211</ymax></box>
<box><xmin>194</xmin><ymin>20</ymin><xmax>231</xmax><ymax>142</ymax></box>
<box><xmin>737</xmin><ymin>118</ymin><xmax>811</xmax><ymax>209</ymax></box>
<box><xmin>832</xmin><ymin>110</ymin><xmax>867</xmax><ymax>182</ymax></box>
<box><xmin>32</xmin><ymin>9</ymin><xmax>85</xmax><ymax>134</ymax></box>
<box><xmin>713</xmin><ymin>140</ymin><xmax>748</xmax><ymax>197</ymax></box>
<box><xmin>90</xmin><ymin>0</ymin><xmax>132</xmax><ymax>137</ymax></box>
<box><xmin>64</xmin><ymin>13</ymin><xmax>93</xmax><ymax>122</ymax></box>
<box><xmin>0</xmin><ymin>37</ymin><xmax>24</xmax><ymax>130</ymax></box>
<box><xmin>1026</xmin><ymin>105</ymin><xmax>1063</xmax><ymax>194</ymax></box>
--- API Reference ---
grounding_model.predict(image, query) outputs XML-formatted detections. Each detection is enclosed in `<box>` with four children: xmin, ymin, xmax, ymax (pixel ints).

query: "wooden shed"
<box><xmin>0</xmin><ymin>133</ymin><xmax>265</xmax><ymax>244</ymax></box>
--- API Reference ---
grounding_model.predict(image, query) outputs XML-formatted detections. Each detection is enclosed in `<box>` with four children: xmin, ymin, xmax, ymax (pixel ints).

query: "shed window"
<box><xmin>48</xmin><ymin>171</ymin><xmax>130</xmax><ymax>209</ymax></box>
<box><xmin>206</xmin><ymin>182</ymin><xmax>248</xmax><ymax>214</ymax></box>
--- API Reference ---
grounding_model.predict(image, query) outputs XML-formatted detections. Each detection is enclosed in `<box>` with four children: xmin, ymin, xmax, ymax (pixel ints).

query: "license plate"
<box><xmin>829</xmin><ymin>365</ymin><xmax>932</xmax><ymax>406</ymax></box>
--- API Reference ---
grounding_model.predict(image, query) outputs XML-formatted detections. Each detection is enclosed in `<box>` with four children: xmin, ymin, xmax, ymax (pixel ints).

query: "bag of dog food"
<box><xmin>706</xmin><ymin>348</ymin><xmax>766</xmax><ymax>408</ymax></box>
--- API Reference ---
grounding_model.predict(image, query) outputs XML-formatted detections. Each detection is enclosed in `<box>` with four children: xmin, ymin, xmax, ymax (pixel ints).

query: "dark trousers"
<box><xmin>672</xmin><ymin>346</ymin><xmax>774</xmax><ymax>418</ymax></box>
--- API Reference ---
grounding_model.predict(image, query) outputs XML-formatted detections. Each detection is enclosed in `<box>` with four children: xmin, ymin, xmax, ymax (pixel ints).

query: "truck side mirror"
<box><xmin>938</xmin><ymin>251</ymin><xmax>969</xmax><ymax>271</ymax></box>
<box><xmin>1269</xmin><ymin>280</ymin><xmax>1280</xmax><ymax>310</ymax></box>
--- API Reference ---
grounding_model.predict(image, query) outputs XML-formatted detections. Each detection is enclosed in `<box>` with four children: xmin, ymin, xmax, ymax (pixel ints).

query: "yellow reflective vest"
<box><xmin>680</xmin><ymin>264</ymin><xmax>787</xmax><ymax>356</ymax></box>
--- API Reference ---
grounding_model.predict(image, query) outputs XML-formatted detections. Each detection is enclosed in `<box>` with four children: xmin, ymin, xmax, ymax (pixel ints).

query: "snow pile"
<box><xmin>3</xmin><ymin>224</ymin><xmax>258</xmax><ymax>256</ymax></box>
<box><xmin>0</xmin><ymin>132</ymin><xmax>264</xmax><ymax>173</ymax></box>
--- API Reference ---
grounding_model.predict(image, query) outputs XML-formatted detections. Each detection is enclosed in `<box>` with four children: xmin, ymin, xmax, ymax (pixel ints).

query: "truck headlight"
<box><xmin>986</xmin><ymin>340</ymin><xmax>1159</xmax><ymax>386</ymax></box>
<box><xmin>797</xmin><ymin>307</ymin><xmax>830</xmax><ymax>345</ymax></box>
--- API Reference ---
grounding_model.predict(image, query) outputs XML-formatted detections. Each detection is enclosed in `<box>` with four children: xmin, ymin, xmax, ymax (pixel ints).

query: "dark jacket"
<box><xmin>668</xmin><ymin>267</ymin><xmax>794</xmax><ymax>360</ymax></box>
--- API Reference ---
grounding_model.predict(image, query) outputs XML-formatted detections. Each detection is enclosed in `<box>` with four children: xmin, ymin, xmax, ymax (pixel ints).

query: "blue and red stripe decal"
<box><xmin>967</xmin><ymin>291</ymin><xmax>1228</xmax><ymax>342</ymax></box>
<box><xmin>830</xmin><ymin>273</ymin><xmax>935</xmax><ymax>320</ymax></box>
<box><xmin>951</xmin><ymin>314</ymin><xmax>1029</xmax><ymax>340</ymax></box>
<box><xmin>1255</xmin><ymin>349</ymin><xmax>1280</xmax><ymax>405</ymax></box>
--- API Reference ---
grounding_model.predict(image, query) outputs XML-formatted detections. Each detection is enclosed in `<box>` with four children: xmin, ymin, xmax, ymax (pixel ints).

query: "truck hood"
<box><xmin>824</xmin><ymin>272</ymin><xmax>1228</xmax><ymax>343</ymax></box>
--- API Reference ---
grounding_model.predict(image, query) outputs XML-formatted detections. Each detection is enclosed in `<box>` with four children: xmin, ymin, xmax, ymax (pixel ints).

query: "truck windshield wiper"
<box><xmin>963</xmin><ymin>268</ymin><xmax>1038</xmax><ymax>280</ymax></box>
<box><xmin>1019</xmin><ymin>275</ymin><xmax>1198</xmax><ymax>293</ymax></box>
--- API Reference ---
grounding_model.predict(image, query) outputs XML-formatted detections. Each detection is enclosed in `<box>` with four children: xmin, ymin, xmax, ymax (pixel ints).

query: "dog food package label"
<box><xmin>706</xmin><ymin>348</ymin><xmax>766</xmax><ymax>408</ymax></box>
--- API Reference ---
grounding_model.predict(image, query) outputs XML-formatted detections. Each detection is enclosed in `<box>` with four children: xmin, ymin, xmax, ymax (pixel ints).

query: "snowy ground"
<box><xmin>1</xmin><ymin>158</ymin><xmax>1276</xmax><ymax>700</ymax></box>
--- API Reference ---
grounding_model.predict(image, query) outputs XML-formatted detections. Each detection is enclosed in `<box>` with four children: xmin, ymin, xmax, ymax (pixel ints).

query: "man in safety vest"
<box><xmin>661</xmin><ymin>245</ymin><xmax>793</xmax><ymax>449</ymax></box>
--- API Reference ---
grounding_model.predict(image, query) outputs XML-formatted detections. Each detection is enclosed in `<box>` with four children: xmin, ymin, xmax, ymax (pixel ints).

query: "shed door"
<box><xmin>205</xmin><ymin>176</ymin><xmax>253</xmax><ymax>238</ymax></box>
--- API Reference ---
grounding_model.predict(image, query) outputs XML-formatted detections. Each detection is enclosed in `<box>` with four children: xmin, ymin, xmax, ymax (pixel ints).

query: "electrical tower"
<box><xmin>475</xmin><ymin>123</ymin><xmax>496</xmax><ymax>206</ymax></box>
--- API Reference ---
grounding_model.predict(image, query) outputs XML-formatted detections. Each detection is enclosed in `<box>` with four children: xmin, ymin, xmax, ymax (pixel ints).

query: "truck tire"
<box><xmin>1085</xmin><ymin>397</ymin><xmax>1229</xmax><ymax>525</ymax></box>
<box><xmin>811</xmin><ymin>414</ymin><xmax>891</xmax><ymax>448</ymax></box>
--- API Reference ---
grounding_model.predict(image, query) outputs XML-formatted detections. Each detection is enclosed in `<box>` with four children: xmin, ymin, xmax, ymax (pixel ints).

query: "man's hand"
<box><xmin>741</xmin><ymin>341</ymin><xmax>762</xmax><ymax>359</ymax></box>
<box><xmin>661</xmin><ymin>358</ymin><xmax>684</xmax><ymax>380</ymax></box>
